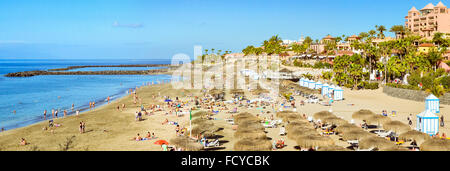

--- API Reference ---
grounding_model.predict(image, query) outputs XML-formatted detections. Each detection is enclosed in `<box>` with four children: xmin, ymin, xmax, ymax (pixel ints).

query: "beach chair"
<box><xmin>279</xmin><ymin>128</ymin><xmax>286</xmax><ymax>136</ymax></box>
<box><xmin>263</xmin><ymin>120</ymin><xmax>277</xmax><ymax>128</ymax></box>
<box><xmin>225</xmin><ymin>118</ymin><xmax>234</xmax><ymax>125</ymax></box>
<box><xmin>347</xmin><ymin>140</ymin><xmax>359</xmax><ymax>146</ymax></box>
<box><xmin>377</xmin><ymin>131</ymin><xmax>393</xmax><ymax>138</ymax></box>
<box><xmin>204</xmin><ymin>139</ymin><xmax>220</xmax><ymax>148</ymax></box>
<box><xmin>356</xmin><ymin>147</ymin><xmax>376</xmax><ymax>151</ymax></box>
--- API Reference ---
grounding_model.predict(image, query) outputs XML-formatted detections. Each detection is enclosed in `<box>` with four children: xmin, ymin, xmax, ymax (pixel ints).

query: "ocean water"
<box><xmin>56</xmin><ymin>66</ymin><xmax>168</xmax><ymax>72</ymax></box>
<box><xmin>0</xmin><ymin>59</ymin><xmax>174</xmax><ymax>130</ymax></box>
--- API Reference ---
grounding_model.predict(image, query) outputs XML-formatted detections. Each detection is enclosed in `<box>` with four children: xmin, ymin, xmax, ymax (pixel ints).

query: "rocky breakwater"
<box><xmin>5</xmin><ymin>68</ymin><xmax>172</xmax><ymax>77</ymax></box>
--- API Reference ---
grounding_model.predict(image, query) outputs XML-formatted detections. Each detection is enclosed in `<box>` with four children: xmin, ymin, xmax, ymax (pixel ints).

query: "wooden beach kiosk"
<box><xmin>416</xmin><ymin>110</ymin><xmax>439</xmax><ymax>135</ymax></box>
<box><xmin>425</xmin><ymin>94</ymin><xmax>440</xmax><ymax>114</ymax></box>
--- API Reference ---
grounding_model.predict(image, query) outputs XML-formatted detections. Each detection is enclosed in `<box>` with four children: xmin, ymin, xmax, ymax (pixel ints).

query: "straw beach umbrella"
<box><xmin>282</xmin><ymin>113</ymin><xmax>303</xmax><ymax>122</ymax></box>
<box><xmin>313</xmin><ymin>111</ymin><xmax>333</xmax><ymax>120</ymax></box>
<box><xmin>286</xmin><ymin>120</ymin><xmax>312</xmax><ymax>131</ymax></box>
<box><xmin>234</xmin><ymin>129</ymin><xmax>267</xmax><ymax>140</ymax></box>
<box><xmin>296</xmin><ymin>135</ymin><xmax>335</xmax><ymax>149</ymax></box>
<box><xmin>169</xmin><ymin>136</ymin><xmax>204</xmax><ymax>151</ymax></box>
<box><xmin>378</xmin><ymin>146</ymin><xmax>409</xmax><ymax>151</ymax></box>
<box><xmin>366</xmin><ymin>115</ymin><xmax>391</xmax><ymax>125</ymax></box>
<box><xmin>238</xmin><ymin>120</ymin><xmax>265</xmax><ymax>131</ymax></box>
<box><xmin>383</xmin><ymin>121</ymin><xmax>411</xmax><ymax>134</ymax></box>
<box><xmin>287</xmin><ymin>128</ymin><xmax>319</xmax><ymax>140</ymax></box>
<box><xmin>419</xmin><ymin>139</ymin><xmax>450</xmax><ymax>151</ymax></box>
<box><xmin>251</xmin><ymin>88</ymin><xmax>269</xmax><ymax>95</ymax></box>
<box><xmin>341</xmin><ymin>130</ymin><xmax>374</xmax><ymax>141</ymax></box>
<box><xmin>191</xmin><ymin>111</ymin><xmax>209</xmax><ymax>118</ymax></box>
<box><xmin>358</xmin><ymin>136</ymin><xmax>395</xmax><ymax>150</ymax></box>
<box><xmin>233</xmin><ymin>138</ymin><xmax>272</xmax><ymax>151</ymax></box>
<box><xmin>352</xmin><ymin>109</ymin><xmax>375</xmax><ymax>121</ymax></box>
<box><xmin>399</xmin><ymin>130</ymin><xmax>431</xmax><ymax>145</ymax></box>
<box><xmin>366</xmin><ymin>115</ymin><xmax>391</xmax><ymax>131</ymax></box>
<box><xmin>276</xmin><ymin>111</ymin><xmax>296</xmax><ymax>118</ymax></box>
<box><xmin>335</xmin><ymin>123</ymin><xmax>360</xmax><ymax>133</ymax></box>
<box><xmin>322</xmin><ymin>117</ymin><xmax>348</xmax><ymax>126</ymax></box>
<box><xmin>234</xmin><ymin>112</ymin><xmax>260</xmax><ymax>125</ymax></box>
<box><xmin>317</xmin><ymin>145</ymin><xmax>351</xmax><ymax>151</ymax></box>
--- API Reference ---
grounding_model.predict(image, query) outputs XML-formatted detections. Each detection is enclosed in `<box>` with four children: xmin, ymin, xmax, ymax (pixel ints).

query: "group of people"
<box><xmin>133</xmin><ymin>131</ymin><xmax>156</xmax><ymax>141</ymax></box>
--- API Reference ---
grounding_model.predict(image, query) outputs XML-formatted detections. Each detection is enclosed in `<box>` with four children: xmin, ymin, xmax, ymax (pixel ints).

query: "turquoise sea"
<box><xmin>0</xmin><ymin>59</ymin><xmax>174</xmax><ymax>130</ymax></box>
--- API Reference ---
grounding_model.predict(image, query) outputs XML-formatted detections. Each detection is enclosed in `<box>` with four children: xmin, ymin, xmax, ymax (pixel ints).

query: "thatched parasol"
<box><xmin>286</xmin><ymin>120</ymin><xmax>312</xmax><ymax>131</ymax></box>
<box><xmin>322</xmin><ymin>117</ymin><xmax>348</xmax><ymax>126</ymax></box>
<box><xmin>352</xmin><ymin>109</ymin><xmax>375</xmax><ymax>121</ymax></box>
<box><xmin>169</xmin><ymin>136</ymin><xmax>204</xmax><ymax>151</ymax></box>
<box><xmin>296</xmin><ymin>135</ymin><xmax>335</xmax><ymax>148</ymax></box>
<box><xmin>230</xmin><ymin>89</ymin><xmax>245</xmax><ymax>95</ymax></box>
<box><xmin>378</xmin><ymin>146</ymin><xmax>409</xmax><ymax>151</ymax></box>
<box><xmin>208</xmin><ymin>88</ymin><xmax>223</xmax><ymax>95</ymax></box>
<box><xmin>233</xmin><ymin>138</ymin><xmax>272</xmax><ymax>151</ymax></box>
<box><xmin>276</xmin><ymin>111</ymin><xmax>296</xmax><ymax>118</ymax></box>
<box><xmin>341</xmin><ymin>130</ymin><xmax>374</xmax><ymax>141</ymax></box>
<box><xmin>317</xmin><ymin>145</ymin><xmax>351</xmax><ymax>151</ymax></box>
<box><xmin>191</xmin><ymin>118</ymin><xmax>210</xmax><ymax>125</ymax></box>
<box><xmin>399</xmin><ymin>130</ymin><xmax>431</xmax><ymax>145</ymax></box>
<box><xmin>234</xmin><ymin>112</ymin><xmax>260</xmax><ymax>125</ymax></box>
<box><xmin>287</xmin><ymin>128</ymin><xmax>319</xmax><ymax>140</ymax></box>
<box><xmin>335</xmin><ymin>123</ymin><xmax>361</xmax><ymax>133</ymax></box>
<box><xmin>282</xmin><ymin>113</ymin><xmax>304</xmax><ymax>122</ymax></box>
<box><xmin>382</xmin><ymin>121</ymin><xmax>411</xmax><ymax>134</ymax></box>
<box><xmin>191</xmin><ymin>123</ymin><xmax>219</xmax><ymax>137</ymax></box>
<box><xmin>251</xmin><ymin>88</ymin><xmax>270</xmax><ymax>95</ymax></box>
<box><xmin>358</xmin><ymin>136</ymin><xmax>395</xmax><ymax>150</ymax></box>
<box><xmin>238</xmin><ymin>120</ymin><xmax>265</xmax><ymax>131</ymax></box>
<box><xmin>313</xmin><ymin>111</ymin><xmax>334</xmax><ymax>120</ymax></box>
<box><xmin>366</xmin><ymin>115</ymin><xmax>391</xmax><ymax>125</ymax></box>
<box><xmin>419</xmin><ymin>139</ymin><xmax>450</xmax><ymax>151</ymax></box>
<box><xmin>234</xmin><ymin>129</ymin><xmax>267</xmax><ymax>140</ymax></box>
<box><xmin>191</xmin><ymin>111</ymin><xmax>209</xmax><ymax>118</ymax></box>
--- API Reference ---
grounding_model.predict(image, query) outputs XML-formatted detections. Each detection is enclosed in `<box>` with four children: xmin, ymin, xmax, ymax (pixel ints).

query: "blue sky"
<box><xmin>0</xmin><ymin>0</ymin><xmax>448</xmax><ymax>59</ymax></box>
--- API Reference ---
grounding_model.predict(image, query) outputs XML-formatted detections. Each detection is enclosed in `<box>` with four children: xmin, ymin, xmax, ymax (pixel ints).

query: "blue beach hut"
<box><xmin>315</xmin><ymin>81</ymin><xmax>323</xmax><ymax>90</ymax></box>
<box><xmin>322</xmin><ymin>83</ymin><xmax>329</xmax><ymax>96</ymax></box>
<box><xmin>416</xmin><ymin>110</ymin><xmax>439</xmax><ymax>135</ymax></box>
<box><xmin>334</xmin><ymin>86</ymin><xmax>343</xmax><ymax>100</ymax></box>
<box><xmin>299</xmin><ymin>78</ymin><xmax>304</xmax><ymax>87</ymax></box>
<box><xmin>425</xmin><ymin>94</ymin><xmax>440</xmax><ymax>113</ymax></box>
<box><xmin>308</xmin><ymin>80</ymin><xmax>316</xmax><ymax>89</ymax></box>
<box><xmin>328</xmin><ymin>85</ymin><xmax>335</xmax><ymax>98</ymax></box>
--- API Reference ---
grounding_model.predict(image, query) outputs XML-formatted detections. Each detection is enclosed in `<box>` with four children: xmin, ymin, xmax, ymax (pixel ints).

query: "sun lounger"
<box><xmin>376</xmin><ymin>130</ymin><xmax>393</xmax><ymax>138</ymax></box>
<box><xmin>204</xmin><ymin>139</ymin><xmax>220</xmax><ymax>148</ymax></box>
<box><xmin>263</xmin><ymin>120</ymin><xmax>277</xmax><ymax>128</ymax></box>
<box><xmin>225</xmin><ymin>118</ymin><xmax>234</xmax><ymax>125</ymax></box>
<box><xmin>347</xmin><ymin>140</ymin><xmax>359</xmax><ymax>146</ymax></box>
<box><xmin>356</xmin><ymin>147</ymin><xmax>376</xmax><ymax>151</ymax></box>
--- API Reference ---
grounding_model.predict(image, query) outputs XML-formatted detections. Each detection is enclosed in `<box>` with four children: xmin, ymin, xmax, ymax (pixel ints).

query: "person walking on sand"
<box><xmin>79</xmin><ymin>122</ymin><xmax>83</xmax><ymax>133</ymax></box>
<box><xmin>63</xmin><ymin>109</ymin><xmax>67</xmax><ymax>118</ymax></box>
<box><xmin>71</xmin><ymin>103</ymin><xmax>74</xmax><ymax>111</ymax></box>
<box><xmin>76</xmin><ymin>110</ymin><xmax>79</xmax><ymax>116</ymax></box>
<box><xmin>92</xmin><ymin>101</ymin><xmax>95</xmax><ymax>108</ymax></box>
<box><xmin>44</xmin><ymin>110</ymin><xmax>47</xmax><ymax>120</ymax></box>
<box><xmin>107</xmin><ymin>96</ymin><xmax>110</xmax><ymax>104</ymax></box>
<box><xmin>51</xmin><ymin>109</ymin><xmax>55</xmax><ymax>119</ymax></box>
<box><xmin>55</xmin><ymin>110</ymin><xmax>58</xmax><ymax>118</ymax></box>
<box><xmin>441</xmin><ymin>115</ymin><xmax>445</xmax><ymax>127</ymax></box>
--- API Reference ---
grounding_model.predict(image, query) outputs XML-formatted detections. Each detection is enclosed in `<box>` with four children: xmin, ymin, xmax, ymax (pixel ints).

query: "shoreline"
<box><xmin>0</xmin><ymin>77</ymin><xmax>173</xmax><ymax>132</ymax></box>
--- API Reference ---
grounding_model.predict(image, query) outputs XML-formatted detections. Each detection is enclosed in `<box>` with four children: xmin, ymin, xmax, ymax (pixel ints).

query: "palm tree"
<box><xmin>376</xmin><ymin>25</ymin><xmax>386</xmax><ymax>39</ymax></box>
<box><xmin>390</xmin><ymin>25</ymin><xmax>406</xmax><ymax>39</ymax></box>
<box><xmin>432</xmin><ymin>32</ymin><xmax>446</xmax><ymax>48</ymax></box>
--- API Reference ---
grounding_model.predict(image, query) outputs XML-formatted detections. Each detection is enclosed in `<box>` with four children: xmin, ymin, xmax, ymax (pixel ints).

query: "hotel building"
<box><xmin>405</xmin><ymin>1</ymin><xmax>450</xmax><ymax>38</ymax></box>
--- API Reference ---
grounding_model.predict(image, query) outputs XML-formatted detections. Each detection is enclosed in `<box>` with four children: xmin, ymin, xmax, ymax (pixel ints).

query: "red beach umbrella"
<box><xmin>154</xmin><ymin>140</ymin><xmax>169</xmax><ymax>145</ymax></box>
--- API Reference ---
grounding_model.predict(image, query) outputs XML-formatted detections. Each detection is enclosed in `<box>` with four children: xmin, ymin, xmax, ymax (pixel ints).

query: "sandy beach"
<box><xmin>0</xmin><ymin>73</ymin><xmax>448</xmax><ymax>151</ymax></box>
